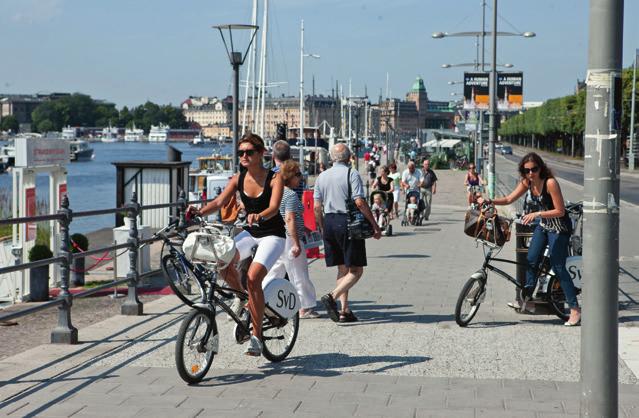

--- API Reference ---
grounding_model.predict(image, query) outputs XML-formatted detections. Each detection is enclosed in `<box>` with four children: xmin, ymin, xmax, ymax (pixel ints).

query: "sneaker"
<box><xmin>506</xmin><ymin>300</ymin><xmax>522</xmax><ymax>310</ymax></box>
<box><xmin>244</xmin><ymin>335</ymin><xmax>262</xmax><ymax>357</ymax></box>
<box><xmin>228</xmin><ymin>297</ymin><xmax>247</xmax><ymax>321</ymax></box>
<box><xmin>321</xmin><ymin>293</ymin><xmax>340</xmax><ymax>322</ymax></box>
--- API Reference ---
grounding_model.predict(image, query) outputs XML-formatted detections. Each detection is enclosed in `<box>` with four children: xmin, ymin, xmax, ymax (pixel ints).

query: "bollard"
<box><xmin>514</xmin><ymin>222</ymin><xmax>534</xmax><ymax>305</ymax></box>
<box><xmin>51</xmin><ymin>195</ymin><xmax>78</xmax><ymax>344</ymax></box>
<box><xmin>121</xmin><ymin>192</ymin><xmax>143</xmax><ymax>315</ymax></box>
<box><xmin>177</xmin><ymin>189</ymin><xmax>187</xmax><ymax>230</ymax></box>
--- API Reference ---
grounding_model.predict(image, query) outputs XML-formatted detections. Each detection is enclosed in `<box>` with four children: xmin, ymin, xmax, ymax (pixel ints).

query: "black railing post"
<box><xmin>51</xmin><ymin>195</ymin><xmax>78</xmax><ymax>344</ymax></box>
<box><xmin>121</xmin><ymin>192</ymin><xmax>143</xmax><ymax>315</ymax></box>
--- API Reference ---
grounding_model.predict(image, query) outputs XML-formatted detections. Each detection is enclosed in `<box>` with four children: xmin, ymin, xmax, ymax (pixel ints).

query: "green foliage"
<box><xmin>429</xmin><ymin>152</ymin><xmax>449</xmax><ymax>169</ymax></box>
<box><xmin>36</xmin><ymin>224</ymin><xmax>51</xmax><ymax>246</ymax></box>
<box><xmin>500</xmin><ymin>66</ymin><xmax>637</xmax><ymax>138</ymax></box>
<box><xmin>1</xmin><ymin>115</ymin><xmax>19</xmax><ymax>133</ymax></box>
<box><xmin>28</xmin><ymin>244</ymin><xmax>53</xmax><ymax>262</ymax></box>
<box><xmin>126</xmin><ymin>101</ymin><xmax>188</xmax><ymax>133</ymax></box>
<box><xmin>70</xmin><ymin>233</ymin><xmax>89</xmax><ymax>253</ymax></box>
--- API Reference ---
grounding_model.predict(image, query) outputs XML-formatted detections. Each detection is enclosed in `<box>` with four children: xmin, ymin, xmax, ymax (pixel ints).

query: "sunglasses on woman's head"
<box><xmin>522</xmin><ymin>166</ymin><xmax>540</xmax><ymax>174</ymax></box>
<box><xmin>238</xmin><ymin>149</ymin><xmax>256</xmax><ymax>157</ymax></box>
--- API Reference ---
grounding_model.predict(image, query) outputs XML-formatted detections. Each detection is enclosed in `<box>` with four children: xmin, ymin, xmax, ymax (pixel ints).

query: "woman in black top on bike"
<box><xmin>478</xmin><ymin>152</ymin><xmax>580</xmax><ymax>326</ymax></box>
<box><xmin>195</xmin><ymin>133</ymin><xmax>286</xmax><ymax>356</ymax></box>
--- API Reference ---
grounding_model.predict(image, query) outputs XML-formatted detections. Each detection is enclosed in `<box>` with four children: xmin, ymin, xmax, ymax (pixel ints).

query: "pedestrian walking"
<box><xmin>264</xmin><ymin>160</ymin><xmax>320</xmax><ymax>319</ymax></box>
<box><xmin>388</xmin><ymin>163</ymin><xmax>401</xmax><ymax>218</ymax></box>
<box><xmin>314</xmin><ymin>143</ymin><xmax>381</xmax><ymax>323</ymax></box>
<box><xmin>271</xmin><ymin>139</ymin><xmax>305</xmax><ymax>198</ymax></box>
<box><xmin>477</xmin><ymin>152</ymin><xmax>580</xmax><ymax>326</ymax></box>
<box><xmin>419</xmin><ymin>159</ymin><xmax>437</xmax><ymax>221</ymax></box>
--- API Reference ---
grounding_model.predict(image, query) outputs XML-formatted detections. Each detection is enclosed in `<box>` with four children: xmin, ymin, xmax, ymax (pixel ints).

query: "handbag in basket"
<box><xmin>345</xmin><ymin>168</ymin><xmax>375</xmax><ymax>240</ymax></box>
<box><xmin>464</xmin><ymin>207</ymin><xmax>511</xmax><ymax>246</ymax></box>
<box><xmin>182</xmin><ymin>226</ymin><xmax>237</xmax><ymax>267</ymax></box>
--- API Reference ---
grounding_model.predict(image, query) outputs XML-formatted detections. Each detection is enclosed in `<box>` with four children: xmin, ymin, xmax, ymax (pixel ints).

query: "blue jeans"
<box><xmin>525</xmin><ymin>224</ymin><xmax>579</xmax><ymax>308</ymax></box>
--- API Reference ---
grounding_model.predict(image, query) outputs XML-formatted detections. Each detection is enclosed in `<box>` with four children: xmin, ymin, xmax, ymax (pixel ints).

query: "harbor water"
<box><xmin>0</xmin><ymin>142</ymin><xmax>230</xmax><ymax>233</ymax></box>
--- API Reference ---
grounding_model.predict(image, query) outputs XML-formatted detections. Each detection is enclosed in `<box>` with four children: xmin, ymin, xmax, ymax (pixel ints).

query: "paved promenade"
<box><xmin>1</xmin><ymin>168</ymin><xmax>639</xmax><ymax>417</ymax></box>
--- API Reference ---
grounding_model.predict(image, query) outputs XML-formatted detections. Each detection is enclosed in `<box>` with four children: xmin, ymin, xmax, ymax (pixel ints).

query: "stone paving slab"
<box><xmin>1</xmin><ymin>168</ymin><xmax>639</xmax><ymax>417</ymax></box>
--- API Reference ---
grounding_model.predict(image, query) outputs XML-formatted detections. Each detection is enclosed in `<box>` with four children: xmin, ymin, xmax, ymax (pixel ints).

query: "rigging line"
<box><xmin>484</xmin><ymin>2</ymin><xmax>524</xmax><ymax>34</ymax></box>
<box><xmin>270</xmin><ymin>0</ymin><xmax>290</xmax><ymax>97</ymax></box>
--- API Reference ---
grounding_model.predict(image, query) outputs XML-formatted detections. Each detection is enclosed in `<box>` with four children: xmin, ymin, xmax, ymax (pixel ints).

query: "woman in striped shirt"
<box><xmin>478</xmin><ymin>152</ymin><xmax>580</xmax><ymax>326</ymax></box>
<box><xmin>264</xmin><ymin>160</ymin><xmax>320</xmax><ymax>319</ymax></box>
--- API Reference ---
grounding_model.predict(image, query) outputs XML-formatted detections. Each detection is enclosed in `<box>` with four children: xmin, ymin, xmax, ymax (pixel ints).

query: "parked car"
<box><xmin>500</xmin><ymin>145</ymin><xmax>513</xmax><ymax>155</ymax></box>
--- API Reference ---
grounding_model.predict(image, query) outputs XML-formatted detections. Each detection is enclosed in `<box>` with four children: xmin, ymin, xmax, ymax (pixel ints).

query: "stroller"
<box><xmin>401</xmin><ymin>190</ymin><xmax>425</xmax><ymax>226</ymax></box>
<box><xmin>369</xmin><ymin>190</ymin><xmax>393</xmax><ymax>236</ymax></box>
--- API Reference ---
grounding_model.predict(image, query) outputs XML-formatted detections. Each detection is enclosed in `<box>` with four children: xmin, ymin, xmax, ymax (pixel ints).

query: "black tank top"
<box><xmin>238</xmin><ymin>169</ymin><xmax>286</xmax><ymax>238</ymax></box>
<box><xmin>377</xmin><ymin>176</ymin><xmax>391</xmax><ymax>192</ymax></box>
<box><xmin>529</xmin><ymin>178</ymin><xmax>572</xmax><ymax>234</ymax></box>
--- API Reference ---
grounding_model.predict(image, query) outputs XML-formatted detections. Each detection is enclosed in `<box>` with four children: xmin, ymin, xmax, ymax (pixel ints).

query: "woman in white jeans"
<box><xmin>264</xmin><ymin>160</ymin><xmax>319</xmax><ymax>319</ymax></box>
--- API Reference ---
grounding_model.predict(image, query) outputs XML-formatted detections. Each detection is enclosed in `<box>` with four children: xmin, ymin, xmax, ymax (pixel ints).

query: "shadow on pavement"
<box><xmin>259</xmin><ymin>352</ymin><xmax>431</xmax><ymax>376</ymax></box>
<box><xmin>373</xmin><ymin>254</ymin><xmax>430</xmax><ymax>259</ymax></box>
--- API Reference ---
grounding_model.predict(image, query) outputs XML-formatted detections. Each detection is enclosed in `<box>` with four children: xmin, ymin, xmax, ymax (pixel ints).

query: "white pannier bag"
<box><xmin>262</xmin><ymin>278</ymin><xmax>299</xmax><ymax>319</ymax></box>
<box><xmin>182</xmin><ymin>229</ymin><xmax>236</xmax><ymax>268</ymax></box>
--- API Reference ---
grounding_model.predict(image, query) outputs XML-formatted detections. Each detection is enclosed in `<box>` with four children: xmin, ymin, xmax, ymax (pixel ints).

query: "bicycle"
<box><xmin>153</xmin><ymin>216</ymin><xmax>300</xmax><ymax>384</ymax></box>
<box><xmin>454</xmin><ymin>202</ymin><xmax>583</xmax><ymax>327</ymax></box>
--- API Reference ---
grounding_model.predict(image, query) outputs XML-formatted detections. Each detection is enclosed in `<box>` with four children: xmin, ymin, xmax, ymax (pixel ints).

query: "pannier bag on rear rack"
<box><xmin>182</xmin><ymin>226</ymin><xmax>237</xmax><ymax>268</ymax></box>
<box><xmin>463</xmin><ymin>207</ymin><xmax>512</xmax><ymax>247</ymax></box>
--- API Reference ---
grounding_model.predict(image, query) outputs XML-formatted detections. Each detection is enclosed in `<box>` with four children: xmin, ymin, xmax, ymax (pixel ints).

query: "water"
<box><xmin>0</xmin><ymin>142</ymin><xmax>230</xmax><ymax>233</ymax></box>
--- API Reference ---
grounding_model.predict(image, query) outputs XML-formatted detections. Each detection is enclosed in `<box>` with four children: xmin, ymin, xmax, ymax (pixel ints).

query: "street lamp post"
<box><xmin>299</xmin><ymin>19</ymin><xmax>320</xmax><ymax>170</ymax></box>
<box><xmin>214</xmin><ymin>24</ymin><xmax>259</xmax><ymax>173</ymax></box>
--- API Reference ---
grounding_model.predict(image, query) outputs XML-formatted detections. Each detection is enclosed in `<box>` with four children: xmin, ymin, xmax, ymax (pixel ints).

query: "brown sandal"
<box><xmin>339</xmin><ymin>310</ymin><xmax>358</xmax><ymax>323</ymax></box>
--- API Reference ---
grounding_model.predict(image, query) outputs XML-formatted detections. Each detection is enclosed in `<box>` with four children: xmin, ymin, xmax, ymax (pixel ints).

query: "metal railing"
<box><xmin>0</xmin><ymin>190</ymin><xmax>199</xmax><ymax>344</ymax></box>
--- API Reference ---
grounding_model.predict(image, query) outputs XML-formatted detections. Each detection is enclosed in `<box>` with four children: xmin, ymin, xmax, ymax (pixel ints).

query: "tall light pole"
<box><xmin>214</xmin><ymin>24</ymin><xmax>259</xmax><ymax>173</ymax></box>
<box><xmin>487</xmin><ymin>0</ymin><xmax>498</xmax><ymax>199</ymax></box>
<box><xmin>630</xmin><ymin>48</ymin><xmax>637</xmax><ymax>171</ymax></box>
<box><xmin>581</xmin><ymin>0</ymin><xmax>623</xmax><ymax>416</ymax></box>
<box><xmin>299</xmin><ymin>19</ymin><xmax>320</xmax><ymax>169</ymax></box>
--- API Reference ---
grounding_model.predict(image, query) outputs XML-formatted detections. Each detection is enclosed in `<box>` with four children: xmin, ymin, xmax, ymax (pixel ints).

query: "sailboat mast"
<box><xmin>259</xmin><ymin>0</ymin><xmax>269</xmax><ymax>137</ymax></box>
<box><xmin>242</xmin><ymin>0</ymin><xmax>258</xmax><ymax>134</ymax></box>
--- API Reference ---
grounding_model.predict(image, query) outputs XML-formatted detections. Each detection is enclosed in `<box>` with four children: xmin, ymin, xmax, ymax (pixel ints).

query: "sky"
<box><xmin>0</xmin><ymin>0</ymin><xmax>637</xmax><ymax>109</ymax></box>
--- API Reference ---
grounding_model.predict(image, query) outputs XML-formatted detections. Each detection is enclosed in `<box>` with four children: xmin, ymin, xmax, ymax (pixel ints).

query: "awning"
<box><xmin>423</xmin><ymin>139</ymin><xmax>462</xmax><ymax>149</ymax></box>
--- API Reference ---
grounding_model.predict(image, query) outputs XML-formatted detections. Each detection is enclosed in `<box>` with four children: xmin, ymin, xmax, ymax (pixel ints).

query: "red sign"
<box><xmin>58</xmin><ymin>183</ymin><xmax>67</xmax><ymax>208</ymax></box>
<box><xmin>25</xmin><ymin>188</ymin><xmax>36</xmax><ymax>241</ymax></box>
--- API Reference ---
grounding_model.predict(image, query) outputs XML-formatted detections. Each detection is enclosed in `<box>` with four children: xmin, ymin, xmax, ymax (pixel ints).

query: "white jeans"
<box><xmin>264</xmin><ymin>236</ymin><xmax>317</xmax><ymax>309</ymax></box>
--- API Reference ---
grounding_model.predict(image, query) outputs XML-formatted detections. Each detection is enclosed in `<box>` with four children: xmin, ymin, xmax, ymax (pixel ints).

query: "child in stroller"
<box><xmin>401</xmin><ymin>190</ymin><xmax>425</xmax><ymax>226</ymax></box>
<box><xmin>369</xmin><ymin>190</ymin><xmax>393</xmax><ymax>236</ymax></box>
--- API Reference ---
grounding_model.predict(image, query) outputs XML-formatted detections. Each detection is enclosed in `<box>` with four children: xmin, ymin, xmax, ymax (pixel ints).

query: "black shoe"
<box><xmin>339</xmin><ymin>310</ymin><xmax>358</xmax><ymax>323</ymax></box>
<box><xmin>321</xmin><ymin>293</ymin><xmax>340</xmax><ymax>322</ymax></box>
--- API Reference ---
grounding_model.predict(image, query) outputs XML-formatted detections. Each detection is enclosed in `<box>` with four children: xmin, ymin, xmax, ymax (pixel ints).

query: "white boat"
<box><xmin>100</xmin><ymin>126</ymin><xmax>120</xmax><ymax>143</ymax></box>
<box><xmin>148</xmin><ymin>124</ymin><xmax>170</xmax><ymax>142</ymax></box>
<box><xmin>188</xmin><ymin>155</ymin><xmax>234</xmax><ymax>212</ymax></box>
<box><xmin>61</xmin><ymin>126</ymin><xmax>79</xmax><ymax>140</ymax></box>
<box><xmin>190</xmin><ymin>133</ymin><xmax>219</xmax><ymax>148</ymax></box>
<box><xmin>124</xmin><ymin>124</ymin><xmax>145</xmax><ymax>142</ymax></box>
<box><xmin>69</xmin><ymin>140</ymin><xmax>94</xmax><ymax>161</ymax></box>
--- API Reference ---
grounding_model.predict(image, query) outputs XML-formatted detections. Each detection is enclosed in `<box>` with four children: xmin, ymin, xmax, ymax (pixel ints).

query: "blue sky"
<box><xmin>1</xmin><ymin>0</ymin><xmax>637</xmax><ymax>108</ymax></box>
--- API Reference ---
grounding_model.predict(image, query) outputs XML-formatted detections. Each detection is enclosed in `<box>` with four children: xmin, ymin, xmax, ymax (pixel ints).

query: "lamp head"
<box><xmin>522</xmin><ymin>31</ymin><xmax>536</xmax><ymax>38</ymax></box>
<box><xmin>441</xmin><ymin>64</ymin><xmax>451</xmax><ymax>68</ymax></box>
<box><xmin>213</xmin><ymin>24</ymin><xmax>259</xmax><ymax>67</ymax></box>
<box><xmin>432</xmin><ymin>32</ymin><xmax>445</xmax><ymax>39</ymax></box>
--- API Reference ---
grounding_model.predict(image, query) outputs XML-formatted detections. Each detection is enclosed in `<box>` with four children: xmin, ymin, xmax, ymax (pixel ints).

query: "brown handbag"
<box><xmin>464</xmin><ymin>207</ymin><xmax>511</xmax><ymax>246</ymax></box>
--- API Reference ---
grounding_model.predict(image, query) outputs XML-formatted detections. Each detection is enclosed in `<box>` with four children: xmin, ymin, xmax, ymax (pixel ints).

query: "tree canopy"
<box><xmin>31</xmin><ymin>94</ymin><xmax>188</xmax><ymax>133</ymax></box>
<box><xmin>500</xmin><ymin>66</ymin><xmax>636</xmax><ymax>138</ymax></box>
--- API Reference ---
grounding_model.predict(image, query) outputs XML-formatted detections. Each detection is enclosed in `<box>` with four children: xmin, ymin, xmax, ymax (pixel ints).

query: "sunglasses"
<box><xmin>522</xmin><ymin>166</ymin><xmax>540</xmax><ymax>174</ymax></box>
<box><xmin>238</xmin><ymin>149</ymin><xmax>256</xmax><ymax>157</ymax></box>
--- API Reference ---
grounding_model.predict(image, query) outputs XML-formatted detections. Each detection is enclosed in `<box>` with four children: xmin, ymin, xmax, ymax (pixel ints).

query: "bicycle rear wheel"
<box><xmin>175</xmin><ymin>309</ymin><xmax>216</xmax><ymax>384</ymax></box>
<box><xmin>161</xmin><ymin>254</ymin><xmax>204</xmax><ymax>307</ymax></box>
<box><xmin>455</xmin><ymin>277</ymin><xmax>485</xmax><ymax>327</ymax></box>
<box><xmin>547</xmin><ymin>276</ymin><xmax>576</xmax><ymax>322</ymax></box>
<box><xmin>261</xmin><ymin>312</ymin><xmax>299</xmax><ymax>362</ymax></box>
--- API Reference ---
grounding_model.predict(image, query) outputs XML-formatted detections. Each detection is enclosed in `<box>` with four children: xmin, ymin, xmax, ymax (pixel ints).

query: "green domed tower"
<box><xmin>406</xmin><ymin>76</ymin><xmax>429</xmax><ymax>117</ymax></box>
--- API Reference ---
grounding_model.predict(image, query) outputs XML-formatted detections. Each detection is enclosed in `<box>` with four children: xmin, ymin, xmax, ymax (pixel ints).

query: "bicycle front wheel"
<box><xmin>161</xmin><ymin>254</ymin><xmax>203</xmax><ymax>307</ymax></box>
<box><xmin>261</xmin><ymin>312</ymin><xmax>299</xmax><ymax>362</ymax></box>
<box><xmin>175</xmin><ymin>309</ymin><xmax>216</xmax><ymax>384</ymax></box>
<box><xmin>455</xmin><ymin>277</ymin><xmax>485</xmax><ymax>327</ymax></box>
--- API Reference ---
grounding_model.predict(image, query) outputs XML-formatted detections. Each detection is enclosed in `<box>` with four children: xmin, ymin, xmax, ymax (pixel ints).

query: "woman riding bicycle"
<box><xmin>477</xmin><ymin>152</ymin><xmax>580</xmax><ymax>326</ymax></box>
<box><xmin>194</xmin><ymin>133</ymin><xmax>286</xmax><ymax>356</ymax></box>
<box><xmin>464</xmin><ymin>163</ymin><xmax>483</xmax><ymax>206</ymax></box>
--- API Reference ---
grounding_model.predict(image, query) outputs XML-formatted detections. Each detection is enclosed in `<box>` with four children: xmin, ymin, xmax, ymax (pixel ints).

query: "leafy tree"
<box><xmin>1</xmin><ymin>115</ymin><xmax>19</xmax><ymax>133</ymax></box>
<box><xmin>37</xmin><ymin>119</ymin><xmax>55</xmax><ymax>133</ymax></box>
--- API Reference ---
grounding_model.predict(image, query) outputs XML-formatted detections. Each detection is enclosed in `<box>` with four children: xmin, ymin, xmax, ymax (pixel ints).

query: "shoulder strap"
<box><xmin>264</xmin><ymin>168</ymin><xmax>274</xmax><ymax>191</ymax></box>
<box><xmin>347</xmin><ymin>167</ymin><xmax>352</xmax><ymax>199</ymax></box>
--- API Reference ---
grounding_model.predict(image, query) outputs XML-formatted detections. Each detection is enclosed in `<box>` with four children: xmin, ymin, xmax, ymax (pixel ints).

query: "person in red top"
<box><xmin>364</xmin><ymin>151</ymin><xmax>371</xmax><ymax>163</ymax></box>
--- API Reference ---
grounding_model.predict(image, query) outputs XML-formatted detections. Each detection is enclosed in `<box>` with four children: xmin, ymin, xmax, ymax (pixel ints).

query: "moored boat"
<box><xmin>69</xmin><ymin>140</ymin><xmax>94</xmax><ymax>161</ymax></box>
